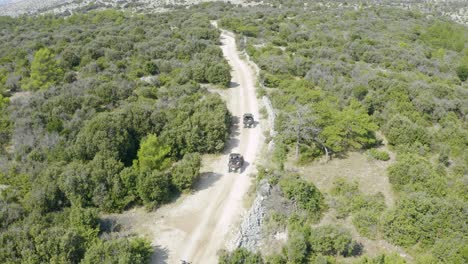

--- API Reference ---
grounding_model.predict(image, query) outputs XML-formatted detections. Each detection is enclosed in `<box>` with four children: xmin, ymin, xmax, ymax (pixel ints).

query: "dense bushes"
<box><xmin>309</xmin><ymin>225</ymin><xmax>359</xmax><ymax>257</ymax></box>
<box><xmin>383</xmin><ymin>115</ymin><xmax>430</xmax><ymax>148</ymax></box>
<box><xmin>456</xmin><ymin>64</ymin><xmax>468</xmax><ymax>81</ymax></box>
<box><xmin>330</xmin><ymin>179</ymin><xmax>386</xmax><ymax>218</ymax></box>
<box><xmin>219</xmin><ymin>248</ymin><xmax>263</xmax><ymax>264</ymax></box>
<box><xmin>279</xmin><ymin>176</ymin><xmax>325</xmax><ymax>220</ymax></box>
<box><xmin>283</xmin><ymin>224</ymin><xmax>360</xmax><ymax>262</ymax></box>
<box><xmin>25</xmin><ymin>48</ymin><xmax>63</xmax><ymax>91</ymax></box>
<box><xmin>366</xmin><ymin>149</ymin><xmax>390</xmax><ymax>161</ymax></box>
<box><xmin>0</xmin><ymin>9</ymin><xmax>232</xmax><ymax>263</ymax></box>
<box><xmin>383</xmin><ymin>192</ymin><xmax>466</xmax><ymax>248</ymax></box>
<box><xmin>388</xmin><ymin>154</ymin><xmax>447</xmax><ymax>196</ymax></box>
<box><xmin>329</xmin><ymin>178</ymin><xmax>386</xmax><ymax>239</ymax></box>
<box><xmin>420</xmin><ymin>21</ymin><xmax>466</xmax><ymax>52</ymax></box>
<box><xmin>355</xmin><ymin>253</ymin><xmax>407</xmax><ymax>264</ymax></box>
<box><xmin>171</xmin><ymin>153</ymin><xmax>202</xmax><ymax>192</ymax></box>
<box><xmin>81</xmin><ymin>238</ymin><xmax>152</xmax><ymax>264</ymax></box>
<box><xmin>218</xmin><ymin>3</ymin><xmax>467</xmax><ymax>262</ymax></box>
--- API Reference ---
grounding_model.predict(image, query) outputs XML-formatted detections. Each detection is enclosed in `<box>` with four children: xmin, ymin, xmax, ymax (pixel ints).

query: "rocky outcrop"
<box><xmin>235</xmin><ymin>179</ymin><xmax>271</xmax><ymax>251</ymax></box>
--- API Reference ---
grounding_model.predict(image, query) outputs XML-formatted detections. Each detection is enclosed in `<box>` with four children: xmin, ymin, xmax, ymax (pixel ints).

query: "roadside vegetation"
<box><xmin>0</xmin><ymin>1</ymin><xmax>466</xmax><ymax>263</ymax></box>
<box><xmin>215</xmin><ymin>0</ymin><xmax>467</xmax><ymax>263</ymax></box>
<box><xmin>0</xmin><ymin>9</ymin><xmax>232</xmax><ymax>263</ymax></box>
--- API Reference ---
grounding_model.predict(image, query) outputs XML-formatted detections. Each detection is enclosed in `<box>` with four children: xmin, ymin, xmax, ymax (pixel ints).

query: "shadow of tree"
<box><xmin>151</xmin><ymin>245</ymin><xmax>169</xmax><ymax>264</ymax></box>
<box><xmin>229</xmin><ymin>81</ymin><xmax>240</xmax><ymax>88</ymax></box>
<box><xmin>193</xmin><ymin>172</ymin><xmax>222</xmax><ymax>192</ymax></box>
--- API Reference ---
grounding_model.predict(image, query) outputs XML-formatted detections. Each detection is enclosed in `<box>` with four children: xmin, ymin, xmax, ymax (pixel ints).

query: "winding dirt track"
<box><xmin>148</xmin><ymin>27</ymin><xmax>262</xmax><ymax>263</ymax></box>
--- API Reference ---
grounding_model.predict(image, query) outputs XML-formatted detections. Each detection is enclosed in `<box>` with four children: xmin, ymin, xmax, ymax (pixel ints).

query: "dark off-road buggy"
<box><xmin>243</xmin><ymin>113</ymin><xmax>255</xmax><ymax>128</ymax></box>
<box><xmin>228</xmin><ymin>153</ymin><xmax>244</xmax><ymax>173</ymax></box>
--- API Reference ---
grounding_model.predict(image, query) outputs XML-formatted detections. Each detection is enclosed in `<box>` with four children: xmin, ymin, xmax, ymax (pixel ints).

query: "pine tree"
<box><xmin>27</xmin><ymin>48</ymin><xmax>63</xmax><ymax>90</ymax></box>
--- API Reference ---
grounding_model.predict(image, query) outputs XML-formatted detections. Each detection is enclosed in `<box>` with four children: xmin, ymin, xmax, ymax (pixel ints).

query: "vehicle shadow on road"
<box><xmin>221</xmin><ymin>115</ymin><xmax>241</xmax><ymax>154</ymax></box>
<box><xmin>193</xmin><ymin>172</ymin><xmax>222</xmax><ymax>192</ymax></box>
<box><xmin>241</xmin><ymin>161</ymin><xmax>250</xmax><ymax>173</ymax></box>
<box><xmin>229</xmin><ymin>81</ymin><xmax>240</xmax><ymax>88</ymax></box>
<box><xmin>222</xmin><ymin>138</ymin><xmax>240</xmax><ymax>155</ymax></box>
<box><xmin>151</xmin><ymin>245</ymin><xmax>169</xmax><ymax>264</ymax></box>
<box><xmin>230</xmin><ymin>116</ymin><xmax>241</xmax><ymax>137</ymax></box>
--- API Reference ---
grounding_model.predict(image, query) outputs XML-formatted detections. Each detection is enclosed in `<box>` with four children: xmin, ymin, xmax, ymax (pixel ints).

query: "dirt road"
<box><xmin>134</xmin><ymin>27</ymin><xmax>262</xmax><ymax>263</ymax></box>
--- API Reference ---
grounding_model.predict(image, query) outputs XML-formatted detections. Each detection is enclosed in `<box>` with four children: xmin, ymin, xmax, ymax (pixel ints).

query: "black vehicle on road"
<box><xmin>243</xmin><ymin>113</ymin><xmax>254</xmax><ymax>128</ymax></box>
<box><xmin>228</xmin><ymin>153</ymin><xmax>244</xmax><ymax>173</ymax></box>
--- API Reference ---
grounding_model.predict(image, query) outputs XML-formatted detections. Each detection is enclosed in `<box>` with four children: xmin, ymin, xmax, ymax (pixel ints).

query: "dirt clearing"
<box><xmin>286</xmin><ymin>148</ymin><xmax>396</xmax><ymax>207</ymax></box>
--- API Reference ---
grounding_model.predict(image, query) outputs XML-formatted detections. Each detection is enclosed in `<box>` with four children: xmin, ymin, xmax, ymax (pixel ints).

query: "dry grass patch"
<box><xmin>286</xmin><ymin>149</ymin><xmax>396</xmax><ymax>208</ymax></box>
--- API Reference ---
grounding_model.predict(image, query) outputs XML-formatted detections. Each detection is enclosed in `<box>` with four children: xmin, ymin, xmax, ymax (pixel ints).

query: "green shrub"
<box><xmin>206</xmin><ymin>62</ymin><xmax>231</xmax><ymax>87</ymax></box>
<box><xmin>286</xmin><ymin>231</ymin><xmax>309</xmax><ymax>263</ymax></box>
<box><xmin>171</xmin><ymin>153</ymin><xmax>201</xmax><ymax>192</ymax></box>
<box><xmin>219</xmin><ymin>248</ymin><xmax>263</xmax><ymax>264</ymax></box>
<box><xmin>25</xmin><ymin>48</ymin><xmax>64</xmax><ymax>90</ymax></box>
<box><xmin>366</xmin><ymin>149</ymin><xmax>390</xmax><ymax>161</ymax></box>
<box><xmin>352</xmin><ymin>209</ymin><xmax>381</xmax><ymax>239</ymax></box>
<box><xmin>456</xmin><ymin>64</ymin><xmax>468</xmax><ymax>82</ymax></box>
<box><xmin>383</xmin><ymin>115</ymin><xmax>430</xmax><ymax>147</ymax></box>
<box><xmin>330</xmin><ymin>178</ymin><xmax>386</xmax><ymax>218</ymax></box>
<box><xmin>383</xmin><ymin>192</ymin><xmax>466</xmax><ymax>248</ymax></box>
<box><xmin>388</xmin><ymin>154</ymin><xmax>447</xmax><ymax>196</ymax></box>
<box><xmin>279</xmin><ymin>176</ymin><xmax>325</xmax><ymax>220</ymax></box>
<box><xmin>309</xmin><ymin>225</ymin><xmax>358</xmax><ymax>257</ymax></box>
<box><xmin>137</xmin><ymin>170</ymin><xmax>172</xmax><ymax>210</ymax></box>
<box><xmin>81</xmin><ymin>238</ymin><xmax>152</xmax><ymax>264</ymax></box>
<box><xmin>355</xmin><ymin>253</ymin><xmax>407</xmax><ymax>264</ymax></box>
<box><xmin>421</xmin><ymin>21</ymin><xmax>466</xmax><ymax>52</ymax></box>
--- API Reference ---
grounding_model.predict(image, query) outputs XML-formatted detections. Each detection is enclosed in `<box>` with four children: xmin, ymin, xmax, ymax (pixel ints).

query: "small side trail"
<box><xmin>140</xmin><ymin>24</ymin><xmax>263</xmax><ymax>263</ymax></box>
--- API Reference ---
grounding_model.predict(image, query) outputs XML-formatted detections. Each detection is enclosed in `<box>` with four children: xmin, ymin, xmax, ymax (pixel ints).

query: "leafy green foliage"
<box><xmin>388</xmin><ymin>154</ymin><xmax>447</xmax><ymax>196</ymax></box>
<box><xmin>137</xmin><ymin>134</ymin><xmax>172</xmax><ymax>172</ymax></box>
<box><xmin>456</xmin><ymin>64</ymin><xmax>468</xmax><ymax>82</ymax></box>
<box><xmin>74</xmin><ymin>112</ymin><xmax>137</xmax><ymax>162</ymax></box>
<box><xmin>383</xmin><ymin>115</ymin><xmax>430</xmax><ymax>147</ymax></box>
<box><xmin>206</xmin><ymin>63</ymin><xmax>232</xmax><ymax>87</ymax></box>
<box><xmin>217</xmin><ymin>2</ymin><xmax>467</xmax><ymax>263</ymax></box>
<box><xmin>330</xmin><ymin>178</ymin><xmax>386</xmax><ymax>219</ymax></box>
<box><xmin>25</xmin><ymin>48</ymin><xmax>63</xmax><ymax>90</ymax></box>
<box><xmin>355</xmin><ymin>253</ymin><xmax>407</xmax><ymax>264</ymax></box>
<box><xmin>282</xmin><ymin>224</ymin><xmax>360</xmax><ymax>262</ymax></box>
<box><xmin>420</xmin><ymin>21</ymin><xmax>467</xmax><ymax>52</ymax></box>
<box><xmin>366</xmin><ymin>149</ymin><xmax>390</xmax><ymax>161</ymax></box>
<box><xmin>171</xmin><ymin>153</ymin><xmax>202</xmax><ymax>191</ymax></box>
<box><xmin>137</xmin><ymin>170</ymin><xmax>172</xmax><ymax>209</ymax></box>
<box><xmin>279</xmin><ymin>176</ymin><xmax>325</xmax><ymax>220</ymax></box>
<box><xmin>0</xmin><ymin>205</ymin><xmax>103</xmax><ymax>264</ymax></box>
<box><xmin>0</xmin><ymin>96</ymin><xmax>11</xmax><ymax>149</ymax></box>
<box><xmin>309</xmin><ymin>225</ymin><xmax>358</xmax><ymax>257</ymax></box>
<box><xmin>0</xmin><ymin>9</ymin><xmax>233</xmax><ymax>263</ymax></box>
<box><xmin>285</xmin><ymin>231</ymin><xmax>308</xmax><ymax>263</ymax></box>
<box><xmin>321</xmin><ymin>99</ymin><xmax>378</xmax><ymax>153</ymax></box>
<box><xmin>160</xmin><ymin>93</ymin><xmax>231</xmax><ymax>156</ymax></box>
<box><xmin>81</xmin><ymin>238</ymin><xmax>152</xmax><ymax>264</ymax></box>
<box><xmin>219</xmin><ymin>248</ymin><xmax>264</xmax><ymax>264</ymax></box>
<box><xmin>383</xmin><ymin>192</ymin><xmax>466</xmax><ymax>248</ymax></box>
